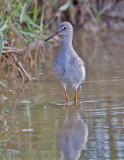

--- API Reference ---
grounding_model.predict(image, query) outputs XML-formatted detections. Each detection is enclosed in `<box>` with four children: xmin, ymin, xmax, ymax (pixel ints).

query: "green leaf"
<box><xmin>17</xmin><ymin>30</ymin><xmax>41</xmax><ymax>39</ymax></box>
<box><xmin>0</xmin><ymin>29</ymin><xmax>3</xmax><ymax>59</ymax></box>
<box><xmin>59</xmin><ymin>0</ymin><xmax>71</xmax><ymax>11</ymax></box>
<box><xmin>25</xmin><ymin>14</ymin><xmax>40</xmax><ymax>29</ymax></box>
<box><xmin>0</xmin><ymin>80</ymin><xmax>5</xmax><ymax>87</ymax></box>
<box><xmin>19</xmin><ymin>0</ymin><xmax>30</xmax><ymax>23</ymax></box>
<box><xmin>0</xmin><ymin>3</ymin><xmax>20</xmax><ymax>28</ymax></box>
<box><xmin>2</xmin><ymin>46</ymin><xmax>11</xmax><ymax>49</ymax></box>
<box><xmin>25</xmin><ymin>17</ymin><xmax>32</xmax><ymax>31</ymax></box>
<box><xmin>20</xmin><ymin>3</ymin><xmax>27</xmax><ymax>23</ymax></box>
<box><xmin>0</xmin><ymin>23</ymin><xmax>7</xmax><ymax>31</ymax></box>
<box><xmin>95</xmin><ymin>10</ymin><xmax>103</xmax><ymax>25</ymax></box>
<box><xmin>40</xmin><ymin>8</ymin><xmax>44</xmax><ymax>31</ymax></box>
<box><xmin>43</xmin><ymin>18</ymin><xmax>55</xmax><ymax>29</ymax></box>
<box><xmin>33</xmin><ymin>0</ymin><xmax>38</xmax><ymax>23</ymax></box>
<box><xmin>0</xmin><ymin>12</ymin><xmax>4</xmax><ymax>21</ymax></box>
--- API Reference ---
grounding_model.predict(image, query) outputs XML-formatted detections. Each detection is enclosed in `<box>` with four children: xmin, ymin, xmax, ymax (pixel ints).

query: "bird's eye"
<box><xmin>63</xmin><ymin>27</ymin><xmax>66</xmax><ymax>30</ymax></box>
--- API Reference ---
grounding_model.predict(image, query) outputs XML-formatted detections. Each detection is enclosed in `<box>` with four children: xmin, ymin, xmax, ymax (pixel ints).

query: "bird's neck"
<box><xmin>62</xmin><ymin>35</ymin><xmax>73</xmax><ymax>48</ymax></box>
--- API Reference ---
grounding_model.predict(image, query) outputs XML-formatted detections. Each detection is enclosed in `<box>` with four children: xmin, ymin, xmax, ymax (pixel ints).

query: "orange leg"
<box><xmin>65</xmin><ymin>90</ymin><xmax>69</xmax><ymax>104</ymax></box>
<box><xmin>74</xmin><ymin>89</ymin><xmax>77</xmax><ymax>102</ymax></box>
<box><xmin>65</xmin><ymin>90</ymin><xmax>69</xmax><ymax>113</ymax></box>
<box><xmin>74</xmin><ymin>89</ymin><xmax>78</xmax><ymax>112</ymax></box>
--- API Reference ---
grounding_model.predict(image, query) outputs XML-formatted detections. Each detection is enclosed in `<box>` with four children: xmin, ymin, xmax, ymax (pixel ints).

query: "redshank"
<box><xmin>45</xmin><ymin>22</ymin><xmax>86</xmax><ymax>109</ymax></box>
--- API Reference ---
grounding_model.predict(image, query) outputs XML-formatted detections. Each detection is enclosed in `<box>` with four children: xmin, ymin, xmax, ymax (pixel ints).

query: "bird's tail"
<box><xmin>77</xmin><ymin>79</ymin><xmax>85</xmax><ymax>92</ymax></box>
<box><xmin>77</xmin><ymin>84</ymin><xmax>81</xmax><ymax>92</ymax></box>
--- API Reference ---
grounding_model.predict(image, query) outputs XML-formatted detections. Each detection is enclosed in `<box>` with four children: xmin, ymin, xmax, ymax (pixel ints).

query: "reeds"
<box><xmin>0</xmin><ymin>0</ymin><xmax>119</xmax><ymax>86</ymax></box>
<box><xmin>0</xmin><ymin>1</ymin><xmax>47</xmax><ymax>82</ymax></box>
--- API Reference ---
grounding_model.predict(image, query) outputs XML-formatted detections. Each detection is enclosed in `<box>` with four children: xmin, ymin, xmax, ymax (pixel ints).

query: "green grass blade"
<box><xmin>0</xmin><ymin>29</ymin><xmax>3</xmax><ymax>59</ymax></box>
<box><xmin>20</xmin><ymin>3</ymin><xmax>27</xmax><ymax>23</ymax></box>
<box><xmin>20</xmin><ymin>0</ymin><xmax>30</xmax><ymax>23</ymax></box>
<box><xmin>0</xmin><ymin>80</ymin><xmax>5</xmax><ymax>87</ymax></box>
<box><xmin>33</xmin><ymin>0</ymin><xmax>38</xmax><ymax>23</ymax></box>
<box><xmin>25</xmin><ymin>16</ymin><xmax>32</xmax><ymax>31</ymax></box>
<box><xmin>25</xmin><ymin>14</ymin><xmax>40</xmax><ymax>29</ymax></box>
<box><xmin>0</xmin><ymin>23</ymin><xmax>7</xmax><ymax>31</ymax></box>
<box><xmin>43</xmin><ymin>18</ymin><xmax>55</xmax><ymax>29</ymax></box>
<box><xmin>59</xmin><ymin>0</ymin><xmax>71</xmax><ymax>11</ymax></box>
<box><xmin>17</xmin><ymin>30</ymin><xmax>41</xmax><ymax>39</ymax></box>
<box><xmin>95</xmin><ymin>10</ymin><xmax>102</xmax><ymax>25</ymax></box>
<box><xmin>40</xmin><ymin>8</ymin><xmax>44</xmax><ymax>31</ymax></box>
<box><xmin>0</xmin><ymin>12</ymin><xmax>4</xmax><ymax>21</ymax></box>
<box><xmin>0</xmin><ymin>3</ymin><xmax>20</xmax><ymax>28</ymax></box>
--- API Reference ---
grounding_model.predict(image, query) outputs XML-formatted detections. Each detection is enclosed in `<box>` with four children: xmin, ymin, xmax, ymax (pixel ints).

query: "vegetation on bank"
<box><xmin>0</xmin><ymin>0</ymin><xmax>123</xmax><ymax>95</ymax></box>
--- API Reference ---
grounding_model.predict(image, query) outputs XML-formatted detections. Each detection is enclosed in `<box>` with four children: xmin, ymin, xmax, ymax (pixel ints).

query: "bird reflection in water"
<box><xmin>56</xmin><ymin>108</ymin><xmax>88</xmax><ymax>160</ymax></box>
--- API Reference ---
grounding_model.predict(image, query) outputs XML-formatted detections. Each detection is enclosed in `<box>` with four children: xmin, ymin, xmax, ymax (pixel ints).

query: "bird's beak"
<box><xmin>44</xmin><ymin>31</ymin><xmax>60</xmax><ymax>42</ymax></box>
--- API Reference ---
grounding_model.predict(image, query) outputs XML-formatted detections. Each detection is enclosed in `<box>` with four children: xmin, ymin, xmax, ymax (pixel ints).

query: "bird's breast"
<box><xmin>53</xmin><ymin>48</ymin><xmax>86</xmax><ymax>88</ymax></box>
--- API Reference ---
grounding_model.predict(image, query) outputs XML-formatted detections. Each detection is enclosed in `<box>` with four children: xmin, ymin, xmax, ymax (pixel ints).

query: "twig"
<box><xmin>11</xmin><ymin>53</ymin><xmax>32</xmax><ymax>80</ymax></box>
<box><xmin>2</xmin><ymin>54</ymin><xmax>40</xmax><ymax>87</ymax></box>
<box><xmin>34</xmin><ymin>40</ymin><xmax>40</xmax><ymax>64</ymax></box>
<box><xmin>2</xmin><ymin>54</ymin><xmax>24</xmax><ymax>74</ymax></box>
<box><xmin>2</xmin><ymin>54</ymin><xmax>26</xmax><ymax>80</ymax></box>
<box><xmin>2</xmin><ymin>45</ymin><xmax>28</xmax><ymax>53</ymax></box>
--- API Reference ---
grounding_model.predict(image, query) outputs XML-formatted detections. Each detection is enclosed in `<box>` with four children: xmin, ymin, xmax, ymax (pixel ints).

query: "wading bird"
<box><xmin>45</xmin><ymin>22</ymin><xmax>85</xmax><ymax>110</ymax></box>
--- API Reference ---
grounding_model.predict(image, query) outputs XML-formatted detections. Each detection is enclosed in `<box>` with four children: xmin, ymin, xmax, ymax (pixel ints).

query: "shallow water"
<box><xmin>0</xmin><ymin>29</ymin><xmax>124</xmax><ymax>160</ymax></box>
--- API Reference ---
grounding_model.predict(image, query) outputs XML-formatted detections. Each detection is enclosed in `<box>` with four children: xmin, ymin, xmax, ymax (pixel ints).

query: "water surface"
<box><xmin>0</xmin><ymin>29</ymin><xmax>124</xmax><ymax>160</ymax></box>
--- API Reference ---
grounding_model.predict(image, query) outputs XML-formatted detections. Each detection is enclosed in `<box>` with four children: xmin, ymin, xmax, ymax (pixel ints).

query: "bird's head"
<box><xmin>45</xmin><ymin>22</ymin><xmax>73</xmax><ymax>42</ymax></box>
<box><xmin>58</xmin><ymin>22</ymin><xmax>73</xmax><ymax>35</ymax></box>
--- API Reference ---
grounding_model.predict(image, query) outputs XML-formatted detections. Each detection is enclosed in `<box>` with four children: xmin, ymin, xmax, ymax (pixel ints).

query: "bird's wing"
<box><xmin>74</xmin><ymin>57</ymin><xmax>86</xmax><ymax>91</ymax></box>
